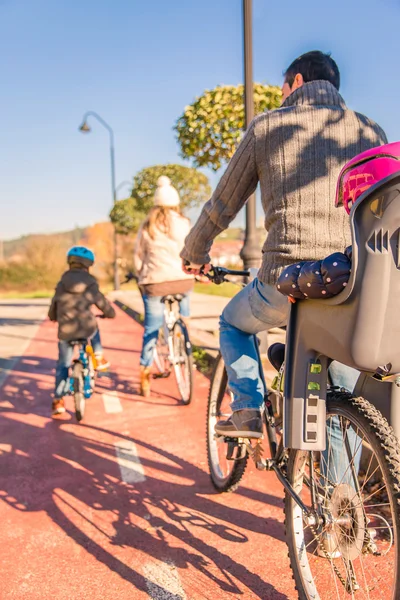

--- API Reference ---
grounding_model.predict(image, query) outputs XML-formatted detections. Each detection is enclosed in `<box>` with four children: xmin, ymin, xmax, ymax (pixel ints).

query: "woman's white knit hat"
<box><xmin>153</xmin><ymin>176</ymin><xmax>180</xmax><ymax>207</ymax></box>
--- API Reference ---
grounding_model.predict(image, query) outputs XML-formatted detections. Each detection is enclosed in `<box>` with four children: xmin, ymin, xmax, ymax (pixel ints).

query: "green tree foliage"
<box><xmin>110</xmin><ymin>164</ymin><xmax>211</xmax><ymax>235</ymax></box>
<box><xmin>175</xmin><ymin>83</ymin><xmax>282</xmax><ymax>171</ymax></box>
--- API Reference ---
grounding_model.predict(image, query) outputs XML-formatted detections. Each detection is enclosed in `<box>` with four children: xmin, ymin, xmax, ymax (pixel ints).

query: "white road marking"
<box><xmin>143</xmin><ymin>561</ymin><xmax>186</xmax><ymax>600</ymax></box>
<box><xmin>102</xmin><ymin>392</ymin><xmax>123</xmax><ymax>414</ymax></box>
<box><xmin>114</xmin><ymin>440</ymin><xmax>145</xmax><ymax>483</ymax></box>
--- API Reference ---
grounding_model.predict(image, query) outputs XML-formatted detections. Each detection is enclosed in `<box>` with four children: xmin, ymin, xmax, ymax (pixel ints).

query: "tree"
<box><xmin>110</xmin><ymin>164</ymin><xmax>211</xmax><ymax>235</ymax></box>
<box><xmin>174</xmin><ymin>83</ymin><xmax>282</xmax><ymax>171</ymax></box>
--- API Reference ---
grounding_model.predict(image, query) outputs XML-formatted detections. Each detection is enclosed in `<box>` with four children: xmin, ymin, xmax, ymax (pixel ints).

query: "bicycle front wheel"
<box><xmin>72</xmin><ymin>362</ymin><xmax>85</xmax><ymax>422</ymax></box>
<box><xmin>285</xmin><ymin>390</ymin><xmax>400</xmax><ymax>600</ymax></box>
<box><xmin>207</xmin><ymin>354</ymin><xmax>248</xmax><ymax>492</ymax></box>
<box><xmin>172</xmin><ymin>319</ymin><xmax>193</xmax><ymax>405</ymax></box>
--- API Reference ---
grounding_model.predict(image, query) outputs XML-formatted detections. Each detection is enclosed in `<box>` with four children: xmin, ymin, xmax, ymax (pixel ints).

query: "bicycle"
<box><xmin>205</xmin><ymin>256</ymin><xmax>400</xmax><ymax>599</ymax></box>
<box><xmin>68</xmin><ymin>338</ymin><xmax>97</xmax><ymax>422</ymax></box>
<box><xmin>124</xmin><ymin>273</ymin><xmax>194</xmax><ymax>404</ymax></box>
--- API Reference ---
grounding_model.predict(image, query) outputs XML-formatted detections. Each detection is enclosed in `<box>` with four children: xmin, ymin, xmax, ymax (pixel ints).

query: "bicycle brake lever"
<box><xmin>204</xmin><ymin>266</ymin><xmax>227</xmax><ymax>285</ymax></box>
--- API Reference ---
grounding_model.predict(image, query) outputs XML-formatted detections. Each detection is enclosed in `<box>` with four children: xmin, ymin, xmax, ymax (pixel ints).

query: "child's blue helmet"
<box><xmin>67</xmin><ymin>246</ymin><xmax>95</xmax><ymax>267</ymax></box>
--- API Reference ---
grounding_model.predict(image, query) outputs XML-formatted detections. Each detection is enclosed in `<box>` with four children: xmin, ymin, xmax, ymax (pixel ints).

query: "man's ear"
<box><xmin>293</xmin><ymin>73</ymin><xmax>304</xmax><ymax>89</ymax></box>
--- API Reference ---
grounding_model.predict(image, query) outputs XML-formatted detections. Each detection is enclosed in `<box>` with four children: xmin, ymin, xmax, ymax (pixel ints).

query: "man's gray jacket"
<box><xmin>181</xmin><ymin>80</ymin><xmax>387</xmax><ymax>285</ymax></box>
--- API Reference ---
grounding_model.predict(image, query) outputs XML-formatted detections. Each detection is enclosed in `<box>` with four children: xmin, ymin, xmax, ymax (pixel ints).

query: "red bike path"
<box><xmin>0</xmin><ymin>305</ymin><xmax>297</xmax><ymax>600</ymax></box>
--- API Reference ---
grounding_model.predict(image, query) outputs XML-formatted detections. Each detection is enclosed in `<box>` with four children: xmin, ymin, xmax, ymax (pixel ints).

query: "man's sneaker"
<box><xmin>52</xmin><ymin>398</ymin><xmax>66</xmax><ymax>416</ymax></box>
<box><xmin>214</xmin><ymin>409</ymin><xmax>263</xmax><ymax>439</ymax></box>
<box><xmin>95</xmin><ymin>356</ymin><xmax>110</xmax><ymax>371</ymax></box>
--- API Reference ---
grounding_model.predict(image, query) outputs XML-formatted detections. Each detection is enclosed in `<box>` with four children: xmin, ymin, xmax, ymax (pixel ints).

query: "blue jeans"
<box><xmin>221</xmin><ymin>278</ymin><xmax>361</xmax><ymax>483</ymax></box>
<box><xmin>140</xmin><ymin>294</ymin><xmax>190</xmax><ymax>367</ymax></box>
<box><xmin>220</xmin><ymin>277</ymin><xmax>360</xmax><ymax>410</ymax></box>
<box><xmin>54</xmin><ymin>329</ymin><xmax>102</xmax><ymax>398</ymax></box>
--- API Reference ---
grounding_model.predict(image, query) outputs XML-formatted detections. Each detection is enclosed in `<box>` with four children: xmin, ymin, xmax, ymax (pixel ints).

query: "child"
<box><xmin>48</xmin><ymin>246</ymin><xmax>116</xmax><ymax>416</ymax></box>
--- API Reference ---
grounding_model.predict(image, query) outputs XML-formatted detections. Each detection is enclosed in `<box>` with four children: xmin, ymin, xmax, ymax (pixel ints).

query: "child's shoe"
<box><xmin>52</xmin><ymin>398</ymin><xmax>66</xmax><ymax>416</ymax></box>
<box><xmin>95</xmin><ymin>355</ymin><xmax>110</xmax><ymax>371</ymax></box>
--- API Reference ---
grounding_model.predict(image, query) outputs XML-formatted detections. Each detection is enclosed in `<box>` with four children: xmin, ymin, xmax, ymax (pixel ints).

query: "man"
<box><xmin>181</xmin><ymin>50</ymin><xmax>387</xmax><ymax>438</ymax></box>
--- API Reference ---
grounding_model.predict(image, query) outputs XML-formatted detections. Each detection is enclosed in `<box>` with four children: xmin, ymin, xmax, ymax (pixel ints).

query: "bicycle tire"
<box><xmin>285</xmin><ymin>389</ymin><xmax>400</xmax><ymax>600</ymax></box>
<box><xmin>72</xmin><ymin>362</ymin><xmax>85</xmax><ymax>422</ymax></box>
<box><xmin>172</xmin><ymin>319</ymin><xmax>193</xmax><ymax>405</ymax></box>
<box><xmin>206</xmin><ymin>354</ymin><xmax>248</xmax><ymax>492</ymax></box>
<box><xmin>153</xmin><ymin>328</ymin><xmax>170</xmax><ymax>376</ymax></box>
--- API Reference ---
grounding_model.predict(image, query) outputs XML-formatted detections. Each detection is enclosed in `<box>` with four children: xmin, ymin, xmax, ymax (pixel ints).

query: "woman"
<box><xmin>134</xmin><ymin>176</ymin><xmax>194</xmax><ymax>397</ymax></box>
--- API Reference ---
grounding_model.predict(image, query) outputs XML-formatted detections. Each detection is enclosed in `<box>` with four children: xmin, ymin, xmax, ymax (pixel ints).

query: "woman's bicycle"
<box><xmin>124</xmin><ymin>273</ymin><xmax>194</xmax><ymax>405</ymax></box>
<box><xmin>205</xmin><ymin>261</ymin><xmax>400</xmax><ymax>600</ymax></box>
<box><xmin>152</xmin><ymin>293</ymin><xmax>193</xmax><ymax>405</ymax></box>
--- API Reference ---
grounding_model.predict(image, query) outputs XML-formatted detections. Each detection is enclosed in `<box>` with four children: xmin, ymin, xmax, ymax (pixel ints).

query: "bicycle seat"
<box><xmin>268</xmin><ymin>343</ymin><xmax>285</xmax><ymax>372</ymax></box>
<box><xmin>284</xmin><ymin>172</ymin><xmax>400</xmax><ymax>449</ymax></box>
<box><xmin>160</xmin><ymin>294</ymin><xmax>183</xmax><ymax>304</ymax></box>
<box><xmin>69</xmin><ymin>339</ymin><xmax>88</xmax><ymax>346</ymax></box>
<box><xmin>290</xmin><ymin>171</ymin><xmax>400</xmax><ymax>374</ymax></box>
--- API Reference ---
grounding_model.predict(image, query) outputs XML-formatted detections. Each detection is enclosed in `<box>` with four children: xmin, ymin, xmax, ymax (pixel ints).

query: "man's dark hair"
<box><xmin>284</xmin><ymin>51</ymin><xmax>340</xmax><ymax>90</ymax></box>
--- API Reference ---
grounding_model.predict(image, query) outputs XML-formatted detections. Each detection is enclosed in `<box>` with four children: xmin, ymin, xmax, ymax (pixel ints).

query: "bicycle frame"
<box><xmin>251</xmin><ymin>335</ymin><xmax>319</xmax><ymax>522</ymax></box>
<box><xmin>162</xmin><ymin>299</ymin><xmax>191</xmax><ymax>376</ymax></box>
<box><xmin>69</xmin><ymin>342</ymin><xmax>95</xmax><ymax>399</ymax></box>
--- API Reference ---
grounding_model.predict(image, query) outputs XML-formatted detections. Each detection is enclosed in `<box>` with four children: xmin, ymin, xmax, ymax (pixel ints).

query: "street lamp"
<box><xmin>78</xmin><ymin>111</ymin><xmax>120</xmax><ymax>290</ymax></box>
<box><xmin>115</xmin><ymin>180</ymin><xmax>133</xmax><ymax>198</ymax></box>
<box><xmin>239</xmin><ymin>0</ymin><xmax>260</xmax><ymax>270</ymax></box>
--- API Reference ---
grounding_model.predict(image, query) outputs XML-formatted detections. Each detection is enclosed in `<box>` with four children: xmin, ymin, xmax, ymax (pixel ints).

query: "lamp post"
<box><xmin>115</xmin><ymin>180</ymin><xmax>133</xmax><ymax>197</ymax></box>
<box><xmin>239</xmin><ymin>0</ymin><xmax>260</xmax><ymax>270</ymax></box>
<box><xmin>79</xmin><ymin>111</ymin><xmax>120</xmax><ymax>290</ymax></box>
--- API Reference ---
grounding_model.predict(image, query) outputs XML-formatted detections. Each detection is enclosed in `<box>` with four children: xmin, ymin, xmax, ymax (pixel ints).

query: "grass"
<box><xmin>0</xmin><ymin>279</ymin><xmax>238</xmax><ymax>300</ymax></box>
<box><xmin>0</xmin><ymin>289</ymin><xmax>53</xmax><ymax>299</ymax></box>
<box><xmin>193</xmin><ymin>281</ymin><xmax>239</xmax><ymax>298</ymax></box>
<box><xmin>192</xmin><ymin>345</ymin><xmax>214</xmax><ymax>375</ymax></box>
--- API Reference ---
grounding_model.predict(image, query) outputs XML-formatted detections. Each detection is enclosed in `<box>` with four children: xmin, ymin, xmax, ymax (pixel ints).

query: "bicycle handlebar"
<box><xmin>122</xmin><ymin>271</ymin><xmax>138</xmax><ymax>284</ymax></box>
<box><xmin>203</xmin><ymin>265</ymin><xmax>250</xmax><ymax>285</ymax></box>
<box><xmin>122</xmin><ymin>265</ymin><xmax>249</xmax><ymax>288</ymax></box>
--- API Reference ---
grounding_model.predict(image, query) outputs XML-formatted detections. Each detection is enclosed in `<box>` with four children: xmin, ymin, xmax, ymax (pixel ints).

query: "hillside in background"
<box><xmin>1</xmin><ymin>223</ymin><xmax>135</xmax><ymax>293</ymax></box>
<box><xmin>4</xmin><ymin>225</ymin><xmax>247</xmax><ymax>261</ymax></box>
<box><xmin>4</xmin><ymin>227</ymin><xmax>86</xmax><ymax>261</ymax></box>
<box><xmin>1</xmin><ymin>223</ymin><xmax>266</xmax><ymax>294</ymax></box>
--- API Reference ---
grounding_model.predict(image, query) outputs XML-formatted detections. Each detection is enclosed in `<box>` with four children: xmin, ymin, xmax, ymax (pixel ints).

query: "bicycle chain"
<box><xmin>309</xmin><ymin>521</ymin><xmax>360</xmax><ymax>592</ymax></box>
<box><xmin>308</xmin><ymin>522</ymin><xmax>349</xmax><ymax>589</ymax></box>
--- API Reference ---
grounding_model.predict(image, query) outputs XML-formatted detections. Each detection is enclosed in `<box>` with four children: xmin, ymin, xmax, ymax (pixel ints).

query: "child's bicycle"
<box><xmin>67</xmin><ymin>314</ymin><xmax>107</xmax><ymax>421</ymax></box>
<box><xmin>206</xmin><ymin>245</ymin><xmax>400</xmax><ymax>598</ymax></box>
<box><xmin>68</xmin><ymin>338</ymin><xmax>98</xmax><ymax>422</ymax></box>
<box><xmin>124</xmin><ymin>273</ymin><xmax>194</xmax><ymax>404</ymax></box>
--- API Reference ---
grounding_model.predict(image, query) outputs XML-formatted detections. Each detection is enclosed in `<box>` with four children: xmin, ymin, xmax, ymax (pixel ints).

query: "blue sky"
<box><xmin>1</xmin><ymin>0</ymin><xmax>399</xmax><ymax>239</ymax></box>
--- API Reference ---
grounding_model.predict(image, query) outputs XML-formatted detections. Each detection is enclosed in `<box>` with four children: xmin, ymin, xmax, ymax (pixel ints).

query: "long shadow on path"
<box><xmin>0</xmin><ymin>356</ymin><xmax>290</xmax><ymax>599</ymax></box>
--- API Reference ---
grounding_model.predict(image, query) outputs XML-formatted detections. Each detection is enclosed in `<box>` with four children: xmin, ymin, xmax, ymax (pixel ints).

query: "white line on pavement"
<box><xmin>143</xmin><ymin>561</ymin><xmax>186</xmax><ymax>600</ymax></box>
<box><xmin>114</xmin><ymin>440</ymin><xmax>145</xmax><ymax>484</ymax></box>
<box><xmin>102</xmin><ymin>392</ymin><xmax>123</xmax><ymax>414</ymax></box>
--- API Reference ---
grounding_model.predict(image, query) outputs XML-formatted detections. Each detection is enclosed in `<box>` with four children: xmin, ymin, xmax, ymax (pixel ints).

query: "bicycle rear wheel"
<box><xmin>72</xmin><ymin>362</ymin><xmax>85</xmax><ymax>422</ymax></box>
<box><xmin>153</xmin><ymin>328</ymin><xmax>170</xmax><ymax>376</ymax></box>
<box><xmin>285</xmin><ymin>390</ymin><xmax>400</xmax><ymax>600</ymax></box>
<box><xmin>207</xmin><ymin>354</ymin><xmax>248</xmax><ymax>492</ymax></box>
<box><xmin>172</xmin><ymin>319</ymin><xmax>193</xmax><ymax>405</ymax></box>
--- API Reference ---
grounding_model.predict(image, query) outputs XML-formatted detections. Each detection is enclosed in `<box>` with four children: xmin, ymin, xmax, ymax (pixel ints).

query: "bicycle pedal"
<box><xmin>152</xmin><ymin>372</ymin><xmax>171</xmax><ymax>379</ymax></box>
<box><xmin>226</xmin><ymin>440</ymin><xmax>247</xmax><ymax>461</ymax></box>
<box><xmin>97</xmin><ymin>371</ymin><xmax>110</xmax><ymax>378</ymax></box>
